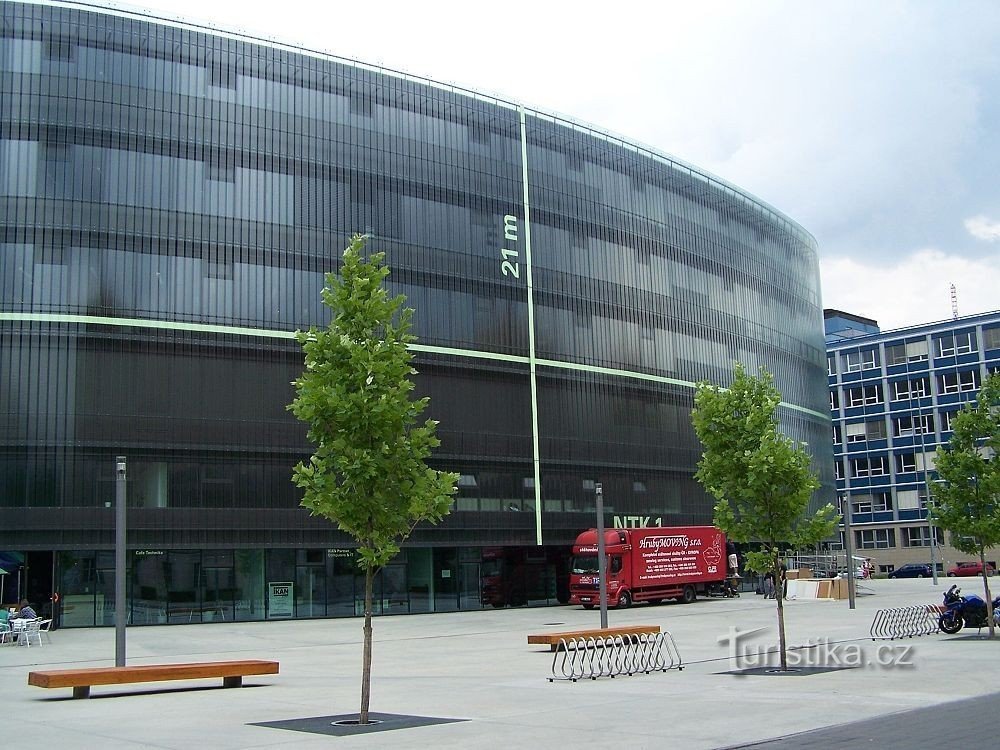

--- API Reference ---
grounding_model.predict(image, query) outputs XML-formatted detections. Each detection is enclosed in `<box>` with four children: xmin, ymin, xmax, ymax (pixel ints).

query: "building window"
<box><xmin>209</xmin><ymin>63</ymin><xmax>236</xmax><ymax>89</ymax></box>
<box><xmin>940</xmin><ymin>410</ymin><xmax>957</xmax><ymax>432</ymax></box>
<box><xmin>896</xmin><ymin>489</ymin><xmax>921</xmax><ymax>510</ymax></box>
<box><xmin>834</xmin><ymin>461</ymin><xmax>844</xmax><ymax>480</ymax></box>
<box><xmin>892</xmin><ymin>377</ymin><xmax>929</xmax><ymax>401</ymax></box>
<box><xmin>856</xmin><ymin>529</ymin><xmax>895</xmax><ymax>549</ymax></box>
<box><xmin>936</xmin><ymin>331</ymin><xmax>976</xmax><ymax>357</ymax></box>
<box><xmin>847</xmin><ymin>384</ymin><xmax>882</xmax><ymax>407</ymax></box>
<box><xmin>851</xmin><ymin>492</ymin><xmax>892</xmax><ymax>514</ymax></box>
<box><xmin>844</xmin><ymin>348</ymin><xmax>879</xmax><ymax>372</ymax></box>
<box><xmin>845</xmin><ymin>420</ymin><xmax>886</xmax><ymax>443</ymax></box>
<box><xmin>833</xmin><ymin>425</ymin><xmax>842</xmax><ymax>444</ymax></box>
<box><xmin>939</xmin><ymin>370</ymin><xmax>979</xmax><ymax>394</ymax></box>
<box><xmin>885</xmin><ymin>340</ymin><xmax>929</xmax><ymax>365</ymax></box>
<box><xmin>895</xmin><ymin>453</ymin><xmax>935</xmax><ymax>475</ymax></box>
<box><xmin>885</xmin><ymin>344</ymin><xmax>904</xmax><ymax>366</ymax></box>
<box><xmin>984</xmin><ymin>327</ymin><xmax>1000</xmax><ymax>351</ymax></box>
<box><xmin>893</xmin><ymin>414</ymin><xmax>934</xmax><ymax>436</ymax></box>
<box><xmin>206</xmin><ymin>162</ymin><xmax>235</xmax><ymax>183</ymax></box>
<box><xmin>45</xmin><ymin>35</ymin><xmax>76</xmax><ymax>61</ymax></box>
<box><xmin>852</xmin><ymin>495</ymin><xmax>873</xmax><ymax>514</ymax></box>
<box><xmin>827</xmin><ymin>355</ymin><xmax>837</xmax><ymax>376</ymax></box>
<box><xmin>852</xmin><ymin>456</ymin><xmax>889</xmax><ymax>477</ymax></box>
<box><xmin>902</xmin><ymin>526</ymin><xmax>943</xmax><ymax>547</ymax></box>
<box><xmin>830</xmin><ymin>390</ymin><xmax>840</xmax><ymax>410</ymax></box>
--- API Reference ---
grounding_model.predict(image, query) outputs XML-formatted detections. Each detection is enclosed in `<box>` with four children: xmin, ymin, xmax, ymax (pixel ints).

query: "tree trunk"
<box><xmin>360</xmin><ymin>566</ymin><xmax>374</xmax><ymax>723</ymax></box>
<box><xmin>775</xmin><ymin>555</ymin><xmax>788</xmax><ymax>671</ymax></box>
<box><xmin>980</xmin><ymin>547</ymin><xmax>995</xmax><ymax>639</ymax></box>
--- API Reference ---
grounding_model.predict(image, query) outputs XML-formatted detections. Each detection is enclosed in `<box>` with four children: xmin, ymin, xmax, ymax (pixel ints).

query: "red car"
<box><xmin>946</xmin><ymin>561</ymin><xmax>996</xmax><ymax>577</ymax></box>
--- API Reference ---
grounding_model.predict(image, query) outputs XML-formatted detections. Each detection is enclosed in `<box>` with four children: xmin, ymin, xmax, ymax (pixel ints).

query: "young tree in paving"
<box><xmin>929</xmin><ymin>371</ymin><xmax>1000</xmax><ymax>638</ymax></box>
<box><xmin>692</xmin><ymin>363</ymin><xmax>837</xmax><ymax>671</ymax></box>
<box><xmin>289</xmin><ymin>235</ymin><xmax>458</xmax><ymax>723</ymax></box>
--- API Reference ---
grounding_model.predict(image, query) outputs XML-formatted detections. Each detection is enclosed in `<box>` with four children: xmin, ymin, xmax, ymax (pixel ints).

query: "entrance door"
<box><xmin>24</xmin><ymin>551</ymin><xmax>54</xmax><ymax>618</ymax></box>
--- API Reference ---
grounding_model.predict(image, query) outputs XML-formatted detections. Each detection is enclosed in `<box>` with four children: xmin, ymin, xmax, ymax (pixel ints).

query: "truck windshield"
<box><xmin>570</xmin><ymin>555</ymin><xmax>599</xmax><ymax>574</ymax></box>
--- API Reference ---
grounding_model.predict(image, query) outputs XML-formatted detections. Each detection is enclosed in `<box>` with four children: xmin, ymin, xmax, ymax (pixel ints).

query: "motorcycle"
<box><xmin>938</xmin><ymin>584</ymin><xmax>1000</xmax><ymax>634</ymax></box>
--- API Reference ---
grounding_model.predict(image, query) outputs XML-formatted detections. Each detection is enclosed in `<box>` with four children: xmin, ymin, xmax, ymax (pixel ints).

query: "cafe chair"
<box><xmin>37</xmin><ymin>619</ymin><xmax>53</xmax><ymax>644</ymax></box>
<box><xmin>20</xmin><ymin>618</ymin><xmax>43</xmax><ymax>647</ymax></box>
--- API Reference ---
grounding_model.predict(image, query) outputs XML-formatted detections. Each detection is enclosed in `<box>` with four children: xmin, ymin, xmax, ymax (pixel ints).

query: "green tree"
<box><xmin>288</xmin><ymin>234</ymin><xmax>458</xmax><ymax>723</ymax></box>
<box><xmin>929</xmin><ymin>371</ymin><xmax>1000</xmax><ymax>638</ymax></box>
<box><xmin>692</xmin><ymin>363</ymin><xmax>837</xmax><ymax>670</ymax></box>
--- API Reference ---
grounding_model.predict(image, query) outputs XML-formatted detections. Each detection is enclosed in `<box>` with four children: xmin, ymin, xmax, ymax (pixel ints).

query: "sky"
<box><xmin>113</xmin><ymin>0</ymin><xmax>998</xmax><ymax>331</ymax></box>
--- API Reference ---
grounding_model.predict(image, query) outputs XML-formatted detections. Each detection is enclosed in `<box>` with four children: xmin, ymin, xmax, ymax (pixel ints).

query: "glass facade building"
<box><xmin>826</xmin><ymin>309</ymin><xmax>1000</xmax><ymax>574</ymax></box>
<box><xmin>1</xmin><ymin>1</ymin><xmax>831</xmax><ymax>625</ymax></box>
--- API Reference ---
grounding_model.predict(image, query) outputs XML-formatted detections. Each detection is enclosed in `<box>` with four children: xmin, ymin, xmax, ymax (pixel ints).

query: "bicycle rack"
<box><xmin>548</xmin><ymin>631</ymin><xmax>683</xmax><ymax>682</ymax></box>
<box><xmin>870</xmin><ymin>605</ymin><xmax>942</xmax><ymax>640</ymax></box>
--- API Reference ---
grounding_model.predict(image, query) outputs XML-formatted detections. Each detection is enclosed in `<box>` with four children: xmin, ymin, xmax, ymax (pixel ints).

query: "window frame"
<box><xmin>844</xmin><ymin>348</ymin><xmax>879</xmax><ymax>373</ymax></box>
<box><xmin>940</xmin><ymin>370</ymin><xmax>979</xmax><ymax>394</ymax></box>
<box><xmin>847</xmin><ymin>384</ymin><xmax>882</xmax><ymax>407</ymax></box>
<box><xmin>984</xmin><ymin>327</ymin><xmax>1000</xmax><ymax>351</ymax></box>
<box><xmin>856</xmin><ymin>528</ymin><xmax>895</xmax><ymax>549</ymax></box>
<box><xmin>937</xmin><ymin>331</ymin><xmax>976</xmax><ymax>357</ymax></box>
<box><xmin>852</xmin><ymin>456</ymin><xmax>889</xmax><ymax>477</ymax></box>
<box><xmin>893</xmin><ymin>414</ymin><xmax>933</xmax><ymax>437</ymax></box>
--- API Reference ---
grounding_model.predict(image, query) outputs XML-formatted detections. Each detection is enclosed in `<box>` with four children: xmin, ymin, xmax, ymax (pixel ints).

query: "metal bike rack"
<box><xmin>869</xmin><ymin>605</ymin><xmax>942</xmax><ymax>640</ymax></box>
<box><xmin>548</xmin><ymin>631</ymin><xmax>683</xmax><ymax>682</ymax></box>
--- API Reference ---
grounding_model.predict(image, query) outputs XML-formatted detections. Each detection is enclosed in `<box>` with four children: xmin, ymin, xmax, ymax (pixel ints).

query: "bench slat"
<box><xmin>28</xmin><ymin>660</ymin><xmax>278</xmax><ymax>689</ymax></box>
<box><xmin>528</xmin><ymin>625</ymin><xmax>660</xmax><ymax>650</ymax></box>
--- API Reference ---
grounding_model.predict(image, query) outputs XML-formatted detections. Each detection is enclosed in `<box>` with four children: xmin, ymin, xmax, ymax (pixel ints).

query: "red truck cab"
<box><xmin>568</xmin><ymin>526</ymin><xmax>729</xmax><ymax>608</ymax></box>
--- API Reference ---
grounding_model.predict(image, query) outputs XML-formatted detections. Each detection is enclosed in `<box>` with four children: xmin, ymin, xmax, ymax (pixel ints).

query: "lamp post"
<box><xmin>115</xmin><ymin>456</ymin><xmax>127</xmax><ymax>667</ymax></box>
<box><xmin>842</xmin><ymin>493</ymin><xmax>856</xmax><ymax>610</ymax></box>
<box><xmin>595</xmin><ymin>483</ymin><xmax>608</xmax><ymax>629</ymax></box>
<box><xmin>916</xmin><ymin>403</ymin><xmax>939</xmax><ymax>584</ymax></box>
<box><xmin>925</xmin><ymin>491</ymin><xmax>940</xmax><ymax>585</ymax></box>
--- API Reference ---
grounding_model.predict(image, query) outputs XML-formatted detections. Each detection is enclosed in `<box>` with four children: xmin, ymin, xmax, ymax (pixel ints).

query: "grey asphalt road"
<box><xmin>722</xmin><ymin>691</ymin><xmax>1000</xmax><ymax>749</ymax></box>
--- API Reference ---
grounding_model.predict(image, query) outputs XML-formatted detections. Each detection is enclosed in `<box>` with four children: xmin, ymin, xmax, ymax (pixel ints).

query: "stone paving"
<box><xmin>1</xmin><ymin>578</ymin><xmax>996</xmax><ymax>748</ymax></box>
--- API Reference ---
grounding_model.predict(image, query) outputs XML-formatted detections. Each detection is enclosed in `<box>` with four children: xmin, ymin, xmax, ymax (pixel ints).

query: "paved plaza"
<box><xmin>2</xmin><ymin>578</ymin><xmax>997</xmax><ymax>748</ymax></box>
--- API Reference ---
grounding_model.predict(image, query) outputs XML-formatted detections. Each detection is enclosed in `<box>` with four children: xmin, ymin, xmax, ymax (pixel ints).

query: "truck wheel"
<box><xmin>682</xmin><ymin>585</ymin><xmax>697</xmax><ymax>604</ymax></box>
<box><xmin>617</xmin><ymin>591</ymin><xmax>632</xmax><ymax>609</ymax></box>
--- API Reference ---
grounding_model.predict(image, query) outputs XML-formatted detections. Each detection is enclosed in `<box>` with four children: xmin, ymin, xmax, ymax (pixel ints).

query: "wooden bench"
<box><xmin>528</xmin><ymin>625</ymin><xmax>661</xmax><ymax>651</ymax></box>
<box><xmin>28</xmin><ymin>659</ymin><xmax>279</xmax><ymax>699</ymax></box>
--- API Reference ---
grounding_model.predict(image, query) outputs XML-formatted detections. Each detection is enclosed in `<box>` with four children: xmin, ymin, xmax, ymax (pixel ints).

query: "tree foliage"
<box><xmin>929</xmin><ymin>371</ymin><xmax>1000</xmax><ymax>637</ymax></box>
<box><xmin>692</xmin><ymin>363</ymin><xmax>837</xmax><ymax>669</ymax></box>
<box><xmin>288</xmin><ymin>234</ymin><xmax>458</xmax><ymax>720</ymax></box>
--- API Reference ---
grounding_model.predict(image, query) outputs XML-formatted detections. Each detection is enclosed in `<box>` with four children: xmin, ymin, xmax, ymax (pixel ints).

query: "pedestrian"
<box><xmin>14</xmin><ymin>599</ymin><xmax>37</xmax><ymax>620</ymax></box>
<box><xmin>762</xmin><ymin>571</ymin><xmax>775</xmax><ymax>599</ymax></box>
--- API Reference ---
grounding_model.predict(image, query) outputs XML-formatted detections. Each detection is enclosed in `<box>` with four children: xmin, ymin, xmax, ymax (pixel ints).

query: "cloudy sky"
<box><xmin>119</xmin><ymin>0</ymin><xmax>998</xmax><ymax>330</ymax></box>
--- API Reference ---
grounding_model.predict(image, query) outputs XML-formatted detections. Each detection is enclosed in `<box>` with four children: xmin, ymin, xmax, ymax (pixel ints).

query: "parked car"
<box><xmin>946</xmin><ymin>561</ymin><xmax>997</xmax><ymax>577</ymax></box>
<box><xmin>888</xmin><ymin>563</ymin><xmax>933</xmax><ymax>579</ymax></box>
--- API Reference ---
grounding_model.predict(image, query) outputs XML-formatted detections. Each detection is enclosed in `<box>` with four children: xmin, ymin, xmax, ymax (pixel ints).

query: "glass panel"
<box><xmin>234</xmin><ymin>549</ymin><xmax>265</xmax><ymax>622</ymax></box>
<box><xmin>56</xmin><ymin>551</ymin><xmax>98</xmax><ymax>628</ymax></box>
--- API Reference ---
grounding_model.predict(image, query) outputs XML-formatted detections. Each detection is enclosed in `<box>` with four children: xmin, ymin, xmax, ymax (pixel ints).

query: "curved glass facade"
<box><xmin>0</xmin><ymin>1</ymin><xmax>832</xmax><ymax>624</ymax></box>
